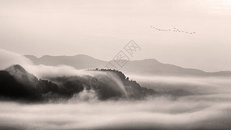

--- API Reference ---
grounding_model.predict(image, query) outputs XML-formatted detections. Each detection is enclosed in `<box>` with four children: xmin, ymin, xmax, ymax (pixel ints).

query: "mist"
<box><xmin>1</xmin><ymin>73</ymin><xmax>231</xmax><ymax>129</ymax></box>
<box><xmin>1</xmin><ymin>49</ymin><xmax>231</xmax><ymax>129</ymax></box>
<box><xmin>128</xmin><ymin>74</ymin><xmax>231</xmax><ymax>95</ymax></box>
<box><xmin>1</xmin><ymin>0</ymin><xmax>231</xmax><ymax>128</ymax></box>
<box><xmin>1</xmin><ymin>94</ymin><xmax>231</xmax><ymax>130</ymax></box>
<box><xmin>0</xmin><ymin>49</ymin><xmax>93</xmax><ymax>79</ymax></box>
<box><xmin>0</xmin><ymin>49</ymin><xmax>32</xmax><ymax>70</ymax></box>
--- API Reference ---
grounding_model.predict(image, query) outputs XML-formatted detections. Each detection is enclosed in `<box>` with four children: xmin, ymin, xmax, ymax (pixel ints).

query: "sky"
<box><xmin>0</xmin><ymin>0</ymin><xmax>231</xmax><ymax>72</ymax></box>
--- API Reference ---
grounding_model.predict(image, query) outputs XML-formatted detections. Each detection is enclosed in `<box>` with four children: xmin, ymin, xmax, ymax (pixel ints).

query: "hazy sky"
<box><xmin>0</xmin><ymin>0</ymin><xmax>231</xmax><ymax>72</ymax></box>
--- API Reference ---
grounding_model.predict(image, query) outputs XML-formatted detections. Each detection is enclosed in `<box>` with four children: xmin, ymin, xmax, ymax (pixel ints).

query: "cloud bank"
<box><xmin>1</xmin><ymin>94</ymin><xmax>231</xmax><ymax>130</ymax></box>
<box><xmin>0</xmin><ymin>49</ymin><xmax>92</xmax><ymax>78</ymax></box>
<box><xmin>1</xmin><ymin>49</ymin><xmax>231</xmax><ymax>129</ymax></box>
<box><xmin>0</xmin><ymin>49</ymin><xmax>32</xmax><ymax>70</ymax></box>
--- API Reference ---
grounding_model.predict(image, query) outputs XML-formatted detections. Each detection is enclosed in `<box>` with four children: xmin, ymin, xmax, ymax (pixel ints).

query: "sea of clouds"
<box><xmin>1</xmin><ymin>48</ymin><xmax>231</xmax><ymax>129</ymax></box>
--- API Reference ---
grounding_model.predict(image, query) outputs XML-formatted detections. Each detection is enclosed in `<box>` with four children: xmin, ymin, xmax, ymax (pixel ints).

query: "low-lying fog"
<box><xmin>1</xmin><ymin>49</ymin><xmax>231</xmax><ymax>129</ymax></box>
<box><xmin>1</xmin><ymin>76</ymin><xmax>231</xmax><ymax>130</ymax></box>
<box><xmin>129</xmin><ymin>75</ymin><xmax>231</xmax><ymax>95</ymax></box>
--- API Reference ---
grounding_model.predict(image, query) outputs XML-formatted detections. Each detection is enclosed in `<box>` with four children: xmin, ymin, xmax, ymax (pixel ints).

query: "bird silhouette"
<box><xmin>151</xmin><ymin>26</ymin><xmax>195</xmax><ymax>34</ymax></box>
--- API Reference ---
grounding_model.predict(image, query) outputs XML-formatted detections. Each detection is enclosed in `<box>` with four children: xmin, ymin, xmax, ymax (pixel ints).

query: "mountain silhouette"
<box><xmin>25</xmin><ymin>54</ymin><xmax>105</xmax><ymax>69</ymax></box>
<box><xmin>0</xmin><ymin>65</ymin><xmax>59</xmax><ymax>101</ymax></box>
<box><xmin>25</xmin><ymin>55</ymin><xmax>231</xmax><ymax>77</ymax></box>
<box><xmin>5</xmin><ymin>64</ymin><xmax>39</xmax><ymax>88</ymax></box>
<box><xmin>0</xmin><ymin>65</ymin><xmax>42</xmax><ymax>101</ymax></box>
<box><xmin>0</xmin><ymin>64</ymin><xmax>155</xmax><ymax>102</ymax></box>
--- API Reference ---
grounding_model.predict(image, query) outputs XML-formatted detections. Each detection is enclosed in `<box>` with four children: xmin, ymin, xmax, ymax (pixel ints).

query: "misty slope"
<box><xmin>0</xmin><ymin>65</ymin><xmax>154</xmax><ymax>102</ymax></box>
<box><xmin>87</xmin><ymin>69</ymin><xmax>155</xmax><ymax>99</ymax></box>
<box><xmin>26</xmin><ymin>55</ymin><xmax>231</xmax><ymax>77</ymax></box>
<box><xmin>0</xmin><ymin>65</ymin><xmax>58</xmax><ymax>101</ymax></box>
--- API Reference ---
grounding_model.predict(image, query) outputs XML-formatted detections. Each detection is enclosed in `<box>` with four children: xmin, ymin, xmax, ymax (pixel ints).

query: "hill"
<box><xmin>0</xmin><ymin>64</ymin><xmax>154</xmax><ymax>102</ymax></box>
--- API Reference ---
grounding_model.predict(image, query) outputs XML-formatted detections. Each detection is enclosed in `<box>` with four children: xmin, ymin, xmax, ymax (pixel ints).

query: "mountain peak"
<box><xmin>5</xmin><ymin>64</ymin><xmax>27</xmax><ymax>74</ymax></box>
<box><xmin>142</xmin><ymin>58</ymin><xmax>160</xmax><ymax>63</ymax></box>
<box><xmin>5</xmin><ymin>64</ymin><xmax>38</xmax><ymax>85</ymax></box>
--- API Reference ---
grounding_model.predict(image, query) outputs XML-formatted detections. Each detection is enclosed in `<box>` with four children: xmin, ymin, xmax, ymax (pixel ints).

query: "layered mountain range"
<box><xmin>25</xmin><ymin>55</ymin><xmax>231</xmax><ymax>77</ymax></box>
<box><xmin>1</xmin><ymin>54</ymin><xmax>231</xmax><ymax>102</ymax></box>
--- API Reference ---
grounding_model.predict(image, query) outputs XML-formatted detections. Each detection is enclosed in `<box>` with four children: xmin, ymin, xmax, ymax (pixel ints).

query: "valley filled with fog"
<box><xmin>1</xmin><ymin>49</ymin><xmax>231</xmax><ymax>129</ymax></box>
<box><xmin>1</xmin><ymin>0</ymin><xmax>231</xmax><ymax>129</ymax></box>
<box><xmin>1</xmin><ymin>75</ymin><xmax>231</xmax><ymax>129</ymax></box>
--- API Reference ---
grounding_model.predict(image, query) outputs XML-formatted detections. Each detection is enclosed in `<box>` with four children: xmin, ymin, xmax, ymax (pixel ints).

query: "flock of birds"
<box><xmin>150</xmin><ymin>26</ymin><xmax>196</xmax><ymax>34</ymax></box>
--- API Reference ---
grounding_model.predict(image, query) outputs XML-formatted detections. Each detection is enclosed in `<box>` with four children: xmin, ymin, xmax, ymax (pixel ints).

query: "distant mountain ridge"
<box><xmin>25</xmin><ymin>54</ymin><xmax>231</xmax><ymax>77</ymax></box>
<box><xmin>25</xmin><ymin>54</ymin><xmax>105</xmax><ymax>69</ymax></box>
